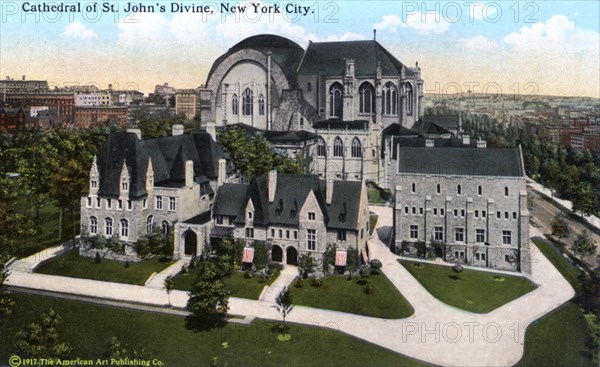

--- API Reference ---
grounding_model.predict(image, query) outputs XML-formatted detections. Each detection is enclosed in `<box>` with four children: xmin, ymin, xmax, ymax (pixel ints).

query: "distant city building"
<box><xmin>74</xmin><ymin>106</ymin><xmax>129</xmax><ymax>128</ymax></box>
<box><xmin>0</xmin><ymin>76</ymin><xmax>49</xmax><ymax>95</ymax></box>
<box><xmin>0</xmin><ymin>108</ymin><xmax>26</xmax><ymax>132</ymax></box>
<box><xmin>3</xmin><ymin>93</ymin><xmax>74</xmax><ymax>125</ymax></box>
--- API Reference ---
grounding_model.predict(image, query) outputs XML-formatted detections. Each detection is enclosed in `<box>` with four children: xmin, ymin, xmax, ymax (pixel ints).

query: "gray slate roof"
<box><xmin>213</xmin><ymin>173</ymin><xmax>363</xmax><ymax>230</ymax></box>
<box><xmin>96</xmin><ymin>131</ymin><xmax>228</xmax><ymax>199</ymax></box>
<box><xmin>313</xmin><ymin>119</ymin><xmax>369</xmax><ymax>130</ymax></box>
<box><xmin>397</xmin><ymin>147</ymin><xmax>524</xmax><ymax>177</ymax></box>
<box><xmin>390</xmin><ymin>138</ymin><xmax>481</xmax><ymax>160</ymax></box>
<box><xmin>298</xmin><ymin>40</ymin><xmax>404</xmax><ymax>77</ymax></box>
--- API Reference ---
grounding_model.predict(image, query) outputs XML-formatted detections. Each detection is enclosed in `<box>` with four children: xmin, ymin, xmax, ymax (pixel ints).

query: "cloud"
<box><xmin>374</xmin><ymin>12</ymin><xmax>451</xmax><ymax>35</ymax></box>
<box><xmin>62</xmin><ymin>22</ymin><xmax>97</xmax><ymax>39</ymax></box>
<box><xmin>504</xmin><ymin>14</ymin><xmax>599</xmax><ymax>53</ymax></box>
<box><xmin>459</xmin><ymin>35</ymin><xmax>498</xmax><ymax>50</ymax></box>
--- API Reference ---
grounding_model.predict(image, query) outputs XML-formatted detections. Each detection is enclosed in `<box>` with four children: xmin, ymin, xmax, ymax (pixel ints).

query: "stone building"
<box><xmin>207</xmin><ymin>171</ymin><xmax>371</xmax><ymax>266</ymax></box>
<box><xmin>0</xmin><ymin>108</ymin><xmax>26</xmax><ymax>132</ymax></box>
<box><xmin>74</xmin><ymin>106</ymin><xmax>129</xmax><ymax>128</ymax></box>
<box><xmin>391</xmin><ymin>139</ymin><xmax>531</xmax><ymax>273</ymax></box>
<box><xmin>202</xmin><ymin>34</ymin><xmax>425</xmax><ymax>185</ymax></box>
<box><xmin>80</xmin><ymin>126</ymin><xmax>236</xmax><ymax>260</ymax></box>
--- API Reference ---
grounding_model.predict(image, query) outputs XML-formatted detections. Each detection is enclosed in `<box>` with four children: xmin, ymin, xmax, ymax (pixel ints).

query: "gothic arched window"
<box><xmin>258</xmin><ymin>94</ymin><xmax>265</xmax><ymax>116</ymax></box>
<box><xmin>317</xmin><ymin>138</ymin><xmax>326</xmax><ymax>157</ymax></box>
<box><xmin>89</xmin><ymin>217</ymin><xmax>97</xmax><ymax>235</ymax></box>
<box><xmin>146</xmin><ymin>215</ymin><xmax>153</xmax><ymax>235</ymax></box>
<box><xmin>359</xmin><ymin>82</ymin><xmax>375</xmax><ymax>115</ymax></box>
<box><xmin>383</xmin><ymin>82</ymin><xmax>398</xmax><ymax>115</ymax></box>
<box><xmin>231</xmin><ymin>94</ymin><xmax>239</xmax><ymax>115</ymax></box>
<box><xmin>333</xmin><ymin>137</ymin><xmax>344</xmax><ymax>157</ymax></box>
<box><xmin>243</xmin><ymin>88</ymin><xmax>253</xmax><ymax>116</ymax></box>
<box><xmin>405</xmin><ymin>83</ymin><xmax>414</xmax><ymax>115</ymax></box>
<box><xmin>329</xmin><ymin>83</ymin><xmax>343</xmax><ymax>118</ymax></box>
<box><xmin>351</xmin><ymin>137</ymin><xmax>362</xmax><ymax>158</ymax></box>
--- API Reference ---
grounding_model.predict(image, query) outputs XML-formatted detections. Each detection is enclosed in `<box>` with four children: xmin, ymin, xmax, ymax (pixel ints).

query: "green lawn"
<box><xmin>533</xmin><ymin>238</ymin><xmax>582</xmax><ymax>295</ymax></box>
<box><xmin>517</xmin><ymin>302</ymin><xmax>595</xmax><ymax>367</ymax></box>
<box><xmin>0</xmin><ymin>293</ymin><xmax>429</xmax><ymax>367</ymax></box>
<box><xmin>173</xmin><ymin>269</ymin><xmax>278</xmax><ymax>300</ymax></box>
<box><xmin>290</xmin><ymin>273</ymin><xmax>414</xmax><ymax>319</ymax></box>
<box><xmin>400</xmin><ymin>260</ymin><xmax>537</xmax><ymax>313</ymax></box>
<box><xmin>35</xmin><ymin>250</ymin><xmax>174</xmax><ymax>286</ymax></box>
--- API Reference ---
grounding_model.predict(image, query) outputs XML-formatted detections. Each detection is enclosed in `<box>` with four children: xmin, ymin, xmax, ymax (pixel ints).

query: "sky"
<box><xmin>1</xmin><ymin>1</ymin><xmax>599</xmax><ymax>97</ymax></box>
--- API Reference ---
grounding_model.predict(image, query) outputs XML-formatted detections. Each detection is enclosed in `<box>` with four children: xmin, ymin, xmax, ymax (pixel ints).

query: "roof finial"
<box><xmin>373</xmin><ymin>29</ymin><xmax>377</xmax><ymax>41</ymax></box>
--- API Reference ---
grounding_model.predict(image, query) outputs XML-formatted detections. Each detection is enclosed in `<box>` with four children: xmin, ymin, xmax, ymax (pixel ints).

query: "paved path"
<box><xmin>259</xmin><ymin>265</ymin><xmax>299</xmax><ymax>302</ymax></box>
<box><xmin>145</xmin><ymin>258</ymin><xmax>187</xmax><ymax>289</ymax></box>
<box><xmin>5</xmin><ymin>206</ymin><xmax>575</xmax><ymax>367</ymax></box>
<box><xmin>527</xmin><ymin>177</ymin><xmax>600</xmax><ymax>231</ymax></box>
<box><xmin>6</xmin><ymin>243</ymin><xmax>71</xmax><ymax>273</ymax></box>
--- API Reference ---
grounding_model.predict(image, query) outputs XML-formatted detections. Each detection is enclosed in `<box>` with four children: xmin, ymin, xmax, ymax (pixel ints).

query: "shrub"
<box><xmin>452</xmin><ymin>263</ymin><xmax>464</xmax><ymax>273</ymax></box>
<box><xmin>257</xmin><ymin>275</ymin><xmax>267</xmax><ymax>284</ymax></box>
<box><xmin>312</xmin><ymin>277</ymin><xmax>323</xmax><ymax>288</ymax></box>
<box><xmin>294</xmin><ymin>278</ymin><xmax>304</xmax><ymax>288</ymax></box>
<box><xmin>94</xmin><ymin>252</ymin><xmax>102</xmax><ymax>264</ymax></box>
<box><xmin>299</xmin><ymin>254</ymin><xmax>316</xmax><ymax>278</ymax></box>
<box><xmin>365</xmin><ymin>283</ymin><xmax>375</xmax><ymax>295</ymax></box>
<box><xmin>253</xmin><ymin>242</ymin><xmax>269</xmax><ymax>270</ymax></box>
<box><xmin>243</xmin><ymin>270</ymin><xmax>253</xmax><ymax>279</ymax></box>
<box><xmin>369</xmin><ymin>259</ymin><xmax>382</xmax><ymax>271</ymax></box>
<box><xmin>180</xmin><ymin>266</ymin><xmax>189</xmax><ymax>275</ymax></box>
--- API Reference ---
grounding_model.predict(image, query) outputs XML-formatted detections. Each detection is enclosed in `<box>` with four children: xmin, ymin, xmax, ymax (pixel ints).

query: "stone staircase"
<box><xmin>145</xmin><ymin>258</ymin><xmax>187</xmax><ymax>289</ymax></box>
<box><xmin>259</xmin><ymin>265</ymin><xmax>299</xmax><ymax>303</ymax></box>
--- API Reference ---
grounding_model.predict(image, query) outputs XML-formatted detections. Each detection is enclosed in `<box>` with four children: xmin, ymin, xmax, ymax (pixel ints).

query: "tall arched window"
<box><xmin>478</xmin><ymin>185</ymin><xmax>483</xmax><ymax>195</ymax></box>
<box><xmin>105</xmin><ymin>217</ymin><xmax>113</xmax><ymax>236</ymax></box>
<box><xmin>162</xmin><ymin>221</ymin><xmax>169</xmax><ymax>237</ymax></box>
<box><xmin>405</xmin><ymin>83</ymin><xmax>414</xmax><ymax>115</ymax></box>
<box><xmin>231</xmin><ymin>94</ymin><xmax>239</xmax><ymax>115</ymax></box>
<box><xmin>89</xmin><ymin>217</ymin><xmax>97</xmax><ymax>235</ymax></box>
<box><xmin>359</xmin><ymin>82</ymin><xmax>375</xmax><ymax>115</ymax></box>
<box><xmin>333</xmin><ymin>137</ymin><xmax>344</xmax><ymax>157</ymax></box>
<box><xmin>505</xmin><ymin>187</ymin><xmax>509</xmax><ymax>197</ymax></box>
<box><xmin>258</xmin><ymin>94</ymin><xmax>265</xmax><ymax>116</ymax></box>
<box><xmin>317</xmin><ymin>138</ymin><xmax>326</xmax><ymax>157</ymax></box>
<box><xmin>120</xmin><ymin>219</ymin><xmax>129</xmax><ymax>238</ymax></box>
<box><xmin>351</xmin><ymin>137</ymin><xmax>362</xmax><ymax>158</ymax></box>
<box><xmin>243</xmin><ymin>88</ymin><xmax>253</xmax><ymax>116</ymax></box>
<box><xmin>329</xmin><ymin>83</ymin><xmax>343</xmax><ymax>118</ymax></box>
<box><xmin>436</xmin><ymin>184</ymin><xmax>441</xmax><ymax>194</ymax></box>
<box><xmin>383</xmin><ymin>82</ymin><xmax>398</xmax><ymax>115</ymax></box>
<box><xmin>146</xmin><ymin>215</ymin><xmax>153</xmax><ymax>235</ymax></box>
<box><xmin>457</xmin><ymin>184</ymin><xmax>462</xmax><ymax>195</ymax></box>
<box><xmin>299</xmin><ymin>117</ymin><xmax>304</xmax><ymax>129</ymax></box>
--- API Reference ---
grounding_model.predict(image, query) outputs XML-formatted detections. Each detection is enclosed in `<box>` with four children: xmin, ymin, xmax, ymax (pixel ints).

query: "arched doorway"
<box><xmin>286</xmin><ymin>247</ymin><xmax>298</xmax><ymax>265</ymax></box>
<box><xmin>271</xmin><ymin>245</ymin><xmax>283</xmax><ymax>262</ymax></box>
<box><xmin>184</xmin><ymin>230</ymin><xmax>197</xmax><ymax>256</ymax></box>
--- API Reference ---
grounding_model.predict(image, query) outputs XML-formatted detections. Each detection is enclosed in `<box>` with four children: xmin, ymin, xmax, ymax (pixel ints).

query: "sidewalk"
<box><xmin>4</xmin><ymin>206</ymin><xmax>575</xmax><ymax>367</ymax></box>
<box><xmin>527</xmin><ymin>177</ymin><xmax>600</xmax><ymax>231</ymax></box>
<box><xmin>145</xmin><ymin>258</ymin><xmax>187</xmax><ymax>289</ymax></box>
<box><xmin>259</xmin><ymin>265</ymin><xmax>299</xmax><ymax>302</ymax></box>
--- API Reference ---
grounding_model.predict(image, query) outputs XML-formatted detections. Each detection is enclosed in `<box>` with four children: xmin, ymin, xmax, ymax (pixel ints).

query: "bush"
<box><xmin>257</xmin><ymin>275</ymin><xmax>267</xmax><ymax>284</ymax></box>
<box><xmin>369</xmin><ymin>259</ymin><xmax>382</xmax><ymax>270</ymax></box>
<box><xmin>312</xmin><ymin>277</ymin><xmax>323</xmax><ymax>288</ymax></box>
<box><xmin>253</xmin><ymin>242</ymin><xmax>269</xmax><ymax>270</ymax></box>
<box><xmin>365</xmin><ymin>283</ymin><xmax>375</xmax><ymax>295</ymax></box>
<box><xmin>299</xmin><ymin>254</ymin><xmax>316</xmax><ymax>278</ymax></box>
<box><xmin>452</xmin><ymin>263</ymin><xmax>464</xmax><ymax>273</ymax></box>
<box><xmin>94</xmin><ymin>252</ymin><xmax>102</xmax><ymax>264</ymax></box>
<box><xmin>294</xmin><ymin>277</ymin><xmax>304</xmax><ymax>288</ymax></box>
<box><xmin>243</xmin><ymin>270</ymin><xmax>253</xmax><ymax>279</ymax></box>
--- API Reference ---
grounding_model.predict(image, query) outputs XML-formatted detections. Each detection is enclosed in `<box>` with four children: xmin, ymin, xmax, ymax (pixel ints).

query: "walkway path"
<box><xmin>6</xmin><ymin>242</ymin><xmax>71</xmax><ymax>273</ymax></box>
<box><xmin>259</xmin><ymin>265</ymin><xmax>299</xmax><ymax>302</ymax></box>
<box><xmin>5</xmin><ymin>206</ymin><xmax>575</xmax><ymax>367</ymax></box>
<box><xmin>145</xmin><ymin>258</ymin><xmax>187</xmax><ymax>289</ymax></box>
<box><xmin>527</xmin><ymin>177</ymin><xmax>600</xmax><ymax>231</ymax></box>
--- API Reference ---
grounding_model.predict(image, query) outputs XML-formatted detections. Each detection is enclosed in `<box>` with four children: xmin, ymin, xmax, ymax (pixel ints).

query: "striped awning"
<box><xmin>335</xmin><ymin>251</ymin><xmax>347</xmax><ymax>266</ymax></box>
<box><xmin>242</xmin><ymin>247</ymin><xmax>254</xmax><ymax>263</ymax></box>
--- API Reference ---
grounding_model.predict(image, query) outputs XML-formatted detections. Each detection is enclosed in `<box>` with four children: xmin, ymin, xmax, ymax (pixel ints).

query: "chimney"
<box><xmin>425</xmin><ymin>139</ymin><xmax>434</xmax><ymax>147</ymax></box>
<box><xmin>22</xmin><ymin>75</ymin><xmax>26</xmax><ymax>81</ymax></box>
<box><xmin>172</xmin><ymin>124</ymin><xmax>184</xmax><ymax>136</ymax></box>
<box><xmin>462</xmin><ymin>134</ymin><xmax>470</xmax><ymax>146</ymax></box>
<box><xmin>268</xmin><ymin>170</ymin><xmax>277</xmax><ymax>203</ymax></box>
<box><xmin>477</xmin><ymin>139</ymin><xmax>487</xmax><ymax>148</ymax></box>
<box><xmin>217</xmin><ymin>159</ymin><xmax>226</xmax><ymax>187</ymax></box>
<box><xmin>326</xmin><ymin>174</ymin><xmax>334</xmax><ymax>205</ymax></box>
<box><xmin>127</xmin><ymin>128</ymin><xmax>142</xmax><ymax>139</ymax></box>
<box><xmin>185</xmin><ymin>160</ymin><xmax>194</xmax><ymax>187</ymax></box>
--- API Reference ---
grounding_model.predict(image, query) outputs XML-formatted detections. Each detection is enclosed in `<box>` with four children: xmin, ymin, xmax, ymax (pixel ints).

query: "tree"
<box><xmin>551</xmin><ymin>214</ymin><xmax>570</xmax><ymax>240</ymax></box>
<box><xmin>0</xmin><ymin>255</ymin><xmax>16</xmax><ymax>319</ymax></box>
<box><xmin>572</xmin><ymin>231</ymin><xmax>596</xmax><ymax>258</ymax></box>
<box><xmin>186</xmin><ymin>262</ymin><xmax>230</xmax><ymax>327</ymax></box>
<box><xmin>14</xmin><ymin>308</ymin><xmax>72</xmax><ymax>359</ymax></box>
<box><xmin>106</xmin><ymin>336</ymin><xmax>149</xmax><ymax>360</ymax></box>
<box><xmin>298</xmin><ymin>254</ymin><xmax>316</xmax><ymax>279</ymax></box>
<box><xmin>572</xmin><ymin>182</ymin><xmax>597</xmax><ymax>217</ymax></box>
<box><xmin>274</xmin><ymin>287</ymin><xmax>294</xmax><ymax>338</ymax></box>
<box><xmin>164</xmin><ymin>275</ymin><xmax>174</xmax><ymax>307</ymax></box>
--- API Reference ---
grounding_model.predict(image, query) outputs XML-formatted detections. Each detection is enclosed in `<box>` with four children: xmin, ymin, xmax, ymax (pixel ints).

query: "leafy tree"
<box><xmin>572</xmin><ymin>182</ymin><xmax>597</xmax><ymax>217</ymax></box>
<box><xmin>346</xmin><ymin>247</ymin><xmax>359</xmax><ymax>278</ymax></box>
<box><xmin>186</xmin><ymin>262</ymin><xmax>230</xmax><ymax>327</ymax></box>
<box><xmin>551</xmin><ymin>214</ymin><xmax>570</xmax><ymax>240</ymax></box>
<box><xmin>274</xmin><ymin>287</ymin><xmax>294</xmax><ymax>336</ymax></box>
<box><xmin>133</xmin><ymin>108</ymin><xmax>188</xmax><ymax>139</ymax></box>
<box><xmin>572</xmin><ymin>231</ymin><xmax>596</xmax><ymax>258</ymax></box>
<box><xmin>0</xmin><ymin>255</ymin><xmax>16</xmax><ymax>319</ymax></box>
<box><xmin>322</xmin><ymin>243</ymin><xmax>337</xmax><ymax>274</ymax></box>
<box><xmin>298</xmin><ymin>254</ymin><xmax>316</xmax><ymax>279</ymax></box>
<box><xmin>14</xmin><ymin>308</ymin><xmax>72</xmax><ymax>359</ymax></box>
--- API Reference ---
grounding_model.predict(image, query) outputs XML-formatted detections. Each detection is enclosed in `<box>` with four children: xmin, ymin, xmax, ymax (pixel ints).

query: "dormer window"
<box><xmin>308</xmin><ymin>212</ymin><xmax>316</xmax><ymax>221</ymax></box>
<box><xmin>91</xmin><ymin>179</ymin><xmax>98</xmax><ymax>189</ymax></box>
<box><xmin>122</xmin><ymin>182</ymin><xmax>128</xmax><ymax>191</ymax></box>
<box><xmin>248</xmin><ymin>211</ymin><xmax>253</xmax><ymax>220</ymax></box>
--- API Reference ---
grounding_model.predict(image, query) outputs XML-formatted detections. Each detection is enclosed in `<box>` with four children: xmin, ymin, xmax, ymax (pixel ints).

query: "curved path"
<box><xmin>6</xmin><ymin>206</ymin><xmax>574</xmax><ymax>367</ymax></box>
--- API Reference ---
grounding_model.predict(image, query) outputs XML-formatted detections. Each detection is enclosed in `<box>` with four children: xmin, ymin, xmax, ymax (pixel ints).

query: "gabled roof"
<box><xmin>397</xmin><ymin>147</ymin><xmax>524</xmax><ymax>177</ymax></box>
<box><xmin>390</xmin><ymin>138</ymin><xmax>479</xmax><ymax>160</ymax></box>
<box><xmin>96</xmin><ymin>131</ymin><xmax>228</xmax><ymax>199</ymax></box>
<box><xmin>382</xmin><ymin>123</ymin><xmax>422</xmax><ymax>138</ymax></box>
<box><xmin>297</xmin><ymin>40</ymin><xmax>404</xmax><ymax>76</ymax></box>
<box><xmin>411</xmin><ymin>119</ymin><xmax>453</xmax><ymax>136</ymax></box>
<box><xmin>418</xmin><ymin>115</ymin><xmax>461</xmax><ymax>131</ymax></box>
<box><xmin>213</xmin><ymin>173</ymin><xmax>363</xmax><ymax>230</ymax></box>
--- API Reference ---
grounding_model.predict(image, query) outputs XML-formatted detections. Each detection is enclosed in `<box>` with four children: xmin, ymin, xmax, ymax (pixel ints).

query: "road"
<box><xmin>528</xmin><ymin>187</ymin><xmax>600</xmax><ymax>268</ymax></box>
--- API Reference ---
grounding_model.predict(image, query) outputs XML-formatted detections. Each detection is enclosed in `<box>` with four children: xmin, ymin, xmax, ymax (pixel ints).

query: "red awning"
<box><xmin>242</xmin><ymin>247</ymin><xmax>254</xmax><ymax>263</ymax></box>
<box><xmin>335</xmin><ymin>251</ymin><xmax>347</xmax><ymax>266</ymax></box>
